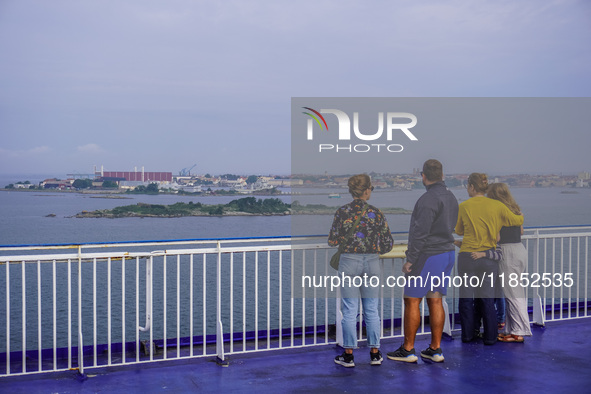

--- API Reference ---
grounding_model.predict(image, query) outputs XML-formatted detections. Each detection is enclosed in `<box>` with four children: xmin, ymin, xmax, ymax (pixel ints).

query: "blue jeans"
<box><xmin>339</xmin><ymin>253</ymin><xmax>381</xmax><ymax>349</ymax></box>
<box><xmin>458</xmin><ymin>252</ymin><xmax>499</xmax><ymax>345</ymax></box>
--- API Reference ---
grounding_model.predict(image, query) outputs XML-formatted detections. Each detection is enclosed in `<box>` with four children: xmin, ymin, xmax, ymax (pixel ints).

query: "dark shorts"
<box><xmin>404</xmin><ymin>250</ymin><xmax>455</xmax><ymax>298</ymax></box>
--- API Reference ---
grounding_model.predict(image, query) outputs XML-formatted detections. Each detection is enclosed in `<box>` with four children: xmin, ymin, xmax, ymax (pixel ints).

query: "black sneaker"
<box><xmin>334</xmin><ymin>352</ymin><xmax>355</xmax><ymax>367</ymax></box>
<box><xmin>370</xmin><ymin>350</ymin><xmax>383</xmax><ymax>366</ymax></box>
<box><xmin>386</xmin><ymin>346</ymin><xmax>418</xmax><ymax>363</ymax></box>
<box><xmin>420</xmin><ymin>346</ymin><xmax>444</xmax><ymax>362</ymax></box>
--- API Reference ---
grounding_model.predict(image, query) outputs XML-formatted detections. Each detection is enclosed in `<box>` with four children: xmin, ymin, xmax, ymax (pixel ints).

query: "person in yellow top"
<box><xmin>455</xmin><ymin>173</ymin><xmax>523</xmax><ymax>345</ymax></box>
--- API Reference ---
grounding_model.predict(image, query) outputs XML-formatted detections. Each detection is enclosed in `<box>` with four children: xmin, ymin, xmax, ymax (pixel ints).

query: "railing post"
<box><xmin>5</xmin><ymin>260</ymin><xmax>10</xmax><ymax>375</ymax></box>
<box><xmin>77</xmin><ymin>246</ymin><xmax>87</xmax><ymax>380</ymax></box>
<box><xmin>139</xmin><ymin>255</ymin><xmax>154</xmax><ymax>360</ymax></box>
<box><xmin>442</xmin><ymin>296</ymin><xmax>452</xmax><ymax>336</ymax></box>
<box><xmin>216</xmin><ymin>242</ymin><xmax>227</xmax><ymax>366</ymax></box>
<box><xmin>139</xmin><ymin>256</ymin><xmax>153</xmax><ymax>333</ymax></box>
<box><xmin>532</xmin><ymin>229</ymin><xmax>546</xmax><ymax>326</ymax></box>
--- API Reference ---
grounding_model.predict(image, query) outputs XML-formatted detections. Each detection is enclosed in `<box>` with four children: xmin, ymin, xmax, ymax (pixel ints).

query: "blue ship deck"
<box><xmin>2</xmin><ymin>318</ymin><xmax>589</xmax><ymax>393</ymax></box>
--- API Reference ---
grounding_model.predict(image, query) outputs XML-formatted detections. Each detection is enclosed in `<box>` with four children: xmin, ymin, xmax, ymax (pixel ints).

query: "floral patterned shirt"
<box><xmin>328</xmin><ymin>199</ymin><xmax>394</xmax><ymax>254</ymax></box>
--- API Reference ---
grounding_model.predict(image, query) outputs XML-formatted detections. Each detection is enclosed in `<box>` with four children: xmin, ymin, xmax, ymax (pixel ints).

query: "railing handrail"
<box><xmin>2</xmin><ymin>225</ymin><xmax>591</xmax><ymax>258</ymax></box>
<box><xmin>0</xmin><ymin>243</ymin><xmax>329</xmax><ymax>263</ymax></box>
<box><xmin>0</xmin><ymin>235</ymin><xmax>305</xmax><ymax>251</ymax></box>
<box><xmin>1</xmin><ymin>224</ymin><xmax>590</xmax><ymax>251</ymax></box>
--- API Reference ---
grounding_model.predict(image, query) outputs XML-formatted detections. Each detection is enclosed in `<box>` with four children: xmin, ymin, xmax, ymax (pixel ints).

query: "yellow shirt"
<box><xmin>455</xmin><ymin>196</ymin><xmax>524</xmax><ymax>253</ymax></box>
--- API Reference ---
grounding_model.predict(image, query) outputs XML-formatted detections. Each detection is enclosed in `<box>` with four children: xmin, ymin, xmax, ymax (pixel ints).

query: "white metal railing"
<box><xmin>522</xmin><ymin>227</ymin><xmax>590</xmax><ymax>323</ymax></box>
<box><xmin>0</xmin><ymin>226</ymin><xmax>590</xmax><ymax>377</ymax></box>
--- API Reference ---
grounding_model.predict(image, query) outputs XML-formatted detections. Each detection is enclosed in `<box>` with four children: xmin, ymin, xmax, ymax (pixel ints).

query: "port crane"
<box><xmin>179</xmin><ymin>164</ymin><xmax>197</xmax><ymax>176</ymax></box>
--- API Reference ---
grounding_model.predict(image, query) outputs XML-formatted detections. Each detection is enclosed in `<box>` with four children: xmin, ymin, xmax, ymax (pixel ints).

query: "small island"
<box><xmin>75</xmin><ymin>197</ymin><xmax>290</xmax><ymax>218</ymax></box>
<box><xmin>74</xmin><ymin>197</ymin><xmax>411</xmax><ymax>218</ymax></box>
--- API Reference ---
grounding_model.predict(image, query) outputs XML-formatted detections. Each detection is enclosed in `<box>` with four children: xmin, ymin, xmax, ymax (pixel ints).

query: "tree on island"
<box><xmin>246</xmin><ymin>175</ymin><xmax>258</xmax><ymax>184</ymax></box>
<box><xmin>444</xmin><ymin>177</ymin><xmax>462</xmax><ymax>187</ymax></box>
<box><xmin>209</xmin><ymin>206</ymin><xmax>224</xmax><ymax>215</ymax></box>
<box><xmin>227</xmin><ymin>197</ymin><xmax>287</xmax><ymax>213</ymax></box>
<box><xmin>102</xmin><ymin>180</ymin><xmax>119</xmax><ymax>189</ymax></box>
<box><xmin>73</xmin><ymin>179</ymin><xmax>93</xmax><ymax>189</ymax></box>
<box><xmin>128</xmin><ymin>183</ymin><xmax>159</xmax><ymax>194</ymax></box>
<box><xmin>4</xmin><ymin>181</ymin><xmax>36</xmax><ymax>189</ymax></box>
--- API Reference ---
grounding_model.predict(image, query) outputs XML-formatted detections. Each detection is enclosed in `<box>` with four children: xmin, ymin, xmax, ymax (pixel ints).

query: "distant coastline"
<box><xmin>291</xmin><ymin>203</ymin><xmax>411</xmax><ymax>215</ymax></box>
<box><xmin>3</xmin><ymin>169</ymin><xmax>590</xmax><ymax>196</ymax></box>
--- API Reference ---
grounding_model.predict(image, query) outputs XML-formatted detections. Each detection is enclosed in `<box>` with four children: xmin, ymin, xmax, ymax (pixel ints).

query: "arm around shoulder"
<box><xmin>504</xmin><ymin>206</ymin><xmax>524</xmax><ymax>227</ymax></box>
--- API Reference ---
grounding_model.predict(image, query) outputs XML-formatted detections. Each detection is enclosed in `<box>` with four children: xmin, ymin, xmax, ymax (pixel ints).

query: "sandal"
<box><xmin>498</xmin><ymin>322</ymin><xmax>505</xmax><ymax>330</ymax></box>
<box><xmin>497</xmin><ymin>334</ymin><xmax>524</xmax><ymax>343</ymax></box>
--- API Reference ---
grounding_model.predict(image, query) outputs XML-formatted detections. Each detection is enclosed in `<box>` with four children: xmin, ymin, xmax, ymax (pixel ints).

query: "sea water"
<box><xmin>1</xmin><ymin>185</ymin><xmax>590</xmax><ymax>245</ymax></box>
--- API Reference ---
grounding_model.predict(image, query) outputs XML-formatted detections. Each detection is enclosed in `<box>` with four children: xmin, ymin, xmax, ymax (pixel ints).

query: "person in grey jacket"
<box><xmin>387</xmin><ymin>159</ymin><xmax>459</xmax><ymax>363</ymax></box>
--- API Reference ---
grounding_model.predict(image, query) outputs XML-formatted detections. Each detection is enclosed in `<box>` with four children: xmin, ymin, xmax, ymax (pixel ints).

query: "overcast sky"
<box><xmin>1</xmin><ymin>0</ymin><xmax>590</xmax><ymax>177</ymax></box>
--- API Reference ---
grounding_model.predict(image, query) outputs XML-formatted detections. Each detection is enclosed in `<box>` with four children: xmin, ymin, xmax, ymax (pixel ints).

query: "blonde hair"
<box><xmin>487</xmin><ymin>183</ymin><xmax>521</xmax><ymax>215</ymax></box>
<box><xmin>468</xmin><ymin>173</ymin><xmax>489</xmax><ymax>194</ymax></box>
<box><xmin>348</xmin><ymin>174</ymin><xmax>371</xmax><ymax>198</ymax></box>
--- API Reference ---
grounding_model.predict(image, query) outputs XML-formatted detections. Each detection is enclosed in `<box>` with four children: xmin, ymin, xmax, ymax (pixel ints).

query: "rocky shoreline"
<box><xmin>291</xmin><ymin>207</ymin><xmax>411</xmax><ymax>215</ymax></box>
<box><xmin>73</xmin><ymin>210</ymin><xmax>291</xmax><ymax>218</ymax></box>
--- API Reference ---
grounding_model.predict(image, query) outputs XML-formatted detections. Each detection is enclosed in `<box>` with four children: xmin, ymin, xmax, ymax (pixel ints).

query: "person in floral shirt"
<box><xmin>329</xmin><ymin>174</ymin><xmax>393</xmax><ymax>368</ymax></box>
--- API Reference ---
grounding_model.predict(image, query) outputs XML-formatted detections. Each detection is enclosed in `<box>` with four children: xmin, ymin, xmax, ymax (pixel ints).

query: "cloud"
<box><xmin>76</xmin><ymin>143</ymin><xmax>105</xmax><ymax>154</ymax></box>
<box><xmin>0</xmin><ymin>146</ymin><xmax>51</xmax><ymax>158</ymax></box>
<box><xmin>29</xmin><ymin>146</ymin><xmax>51</xmax><ymax>154</ymax></box>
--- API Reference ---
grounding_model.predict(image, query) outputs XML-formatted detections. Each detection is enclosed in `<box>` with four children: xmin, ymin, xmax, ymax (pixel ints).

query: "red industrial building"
<box><xmin>98</xmin><ymin>171</ymin><xmax>172</xmax><ymax>183</ymax></box>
